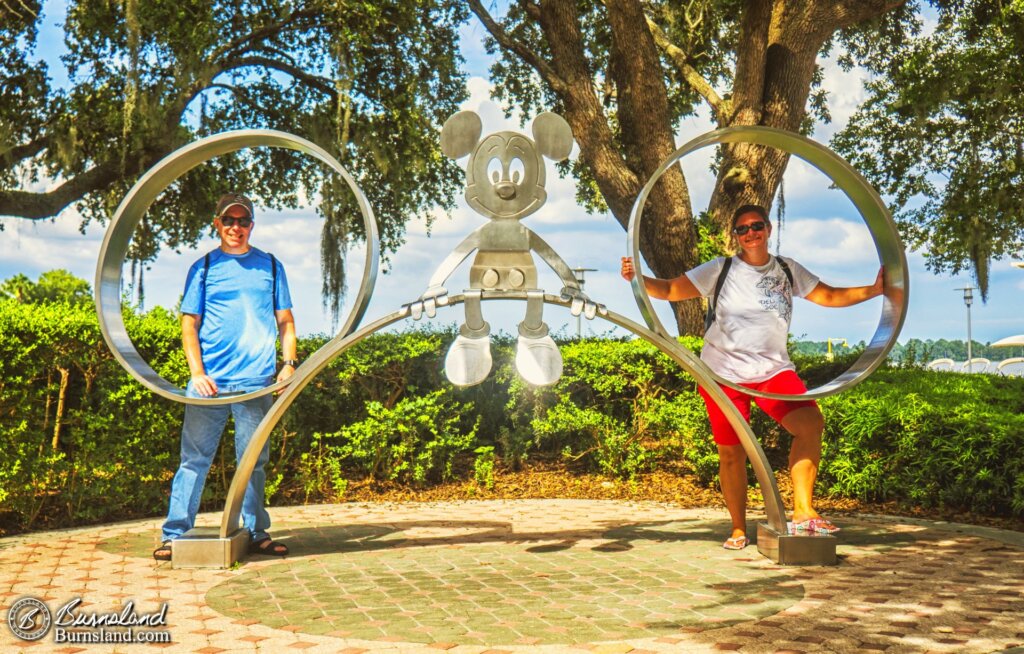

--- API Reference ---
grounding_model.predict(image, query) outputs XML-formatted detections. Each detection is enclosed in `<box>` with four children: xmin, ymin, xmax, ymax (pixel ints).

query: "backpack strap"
<box><xmin>704</xmin><ymin>256</ymin><xmax>733</xmax><ymax>333</ymax></box>
<box><xmin>269</xmin><ymin>252</ymin><xmax>278</xmax><ymax>312</ymax></box>
<box><xmin>201</xmin><ymin>252</ymin><xmax>211</xmax><ymax>318</ymax></box>
<box><xmin>775</xmin><ymin>256</ymin><xmax>794</xmax><ymax>288</ymax></box>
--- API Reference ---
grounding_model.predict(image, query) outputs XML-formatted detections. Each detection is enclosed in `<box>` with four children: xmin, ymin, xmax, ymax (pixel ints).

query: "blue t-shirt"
<box><xmin>180</xmin><ymin>247</ymin><xmax>293</xmax><ymax>385</ymax></box>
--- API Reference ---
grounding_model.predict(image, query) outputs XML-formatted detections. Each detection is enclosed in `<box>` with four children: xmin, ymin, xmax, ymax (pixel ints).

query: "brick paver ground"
<box><xmin>2</xmin><ymin>500</ymin><xmax>1023</xmax><ymax>653</ymax></box>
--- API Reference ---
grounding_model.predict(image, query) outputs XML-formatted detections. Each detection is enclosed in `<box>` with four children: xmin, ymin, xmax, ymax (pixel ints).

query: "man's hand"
<box><xmin>191</xmin><ymin>374</ymin><xmax>218</xmax><ymax>397</ymax></box>
<box><xmin>277</xmin><ymin>364</ymin><xmax>295</xmax><ymax>384</ymax></box>
<box><xmin>621</xmin><ymin>257</ymin><xmax>635</xmax><ymax>282</ymax></box>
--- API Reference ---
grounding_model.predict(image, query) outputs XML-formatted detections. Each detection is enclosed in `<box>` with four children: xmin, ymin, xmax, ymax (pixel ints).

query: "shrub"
<box><xmin>315</xmin><ymin>390</ymin><xmax>479</xmax><ymax>485</ymax></box>
<box><xmin>473</xmin><ymin>446</ymin><xmax>496</xmax><ymax>489</ymax></box>
<box><xmin>819</xmin><ymin>369</ymin><xmax>1024</xmax><ymax>516</ymax></box>
<box><xmin>519</xmin><ymin>336</ymin><xmax>715</xmax><ymax>480</ymax></box>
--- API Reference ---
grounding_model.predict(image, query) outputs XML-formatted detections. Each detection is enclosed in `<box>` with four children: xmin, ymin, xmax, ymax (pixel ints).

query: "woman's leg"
<box><xmin>698</xmin><ymin>385</ymin><xmax>753</xmax><ymax>541</ymax></box>
<box><xmin>780</xmin><ymin>405</ymin><xmax>825</xmax><ymax>522</ymax></box>
<box><xmin>754</xmin><ymin>371</ymin><xmax>826</xmax><ymax>523</ymax></box>
<box><xmin>717</xmin><ymin>443</ymin><xmax>749</xmax><ymax>539</ymax></box>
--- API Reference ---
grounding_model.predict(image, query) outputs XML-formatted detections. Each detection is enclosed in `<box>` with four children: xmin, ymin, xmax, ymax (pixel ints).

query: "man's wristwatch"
<box><xmin>282</xmin><ymin>359</ymin><xmax>300</xmax><ymax>367</ymax></box>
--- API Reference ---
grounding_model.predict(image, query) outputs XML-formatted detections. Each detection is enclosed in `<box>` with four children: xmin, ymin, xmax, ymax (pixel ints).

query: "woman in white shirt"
<box><xmin>621</xmin><ymin>204</ymin><xmax>882</xmax><ymax>550</ymax></box>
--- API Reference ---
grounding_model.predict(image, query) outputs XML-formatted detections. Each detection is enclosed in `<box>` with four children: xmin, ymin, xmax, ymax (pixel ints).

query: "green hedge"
<box><xmin>2</xmin><ymin>296</ymin><xmax>1023</xmax><ymax>536</ymax></box>
<box><xmin>819</xmin><ymin>369</ymin><xmax>1024</xmax><ymax>515</ymax></box>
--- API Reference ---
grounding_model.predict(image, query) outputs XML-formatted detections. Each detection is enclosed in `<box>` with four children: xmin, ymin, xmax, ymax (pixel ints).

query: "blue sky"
<box><xmin>2</xmin><ymin>2</ymin><xmax>1022</xmax><ymax>347</ymax></box>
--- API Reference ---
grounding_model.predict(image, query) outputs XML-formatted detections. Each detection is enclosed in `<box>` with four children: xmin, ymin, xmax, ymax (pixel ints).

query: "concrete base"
<box><xmin>757</xmin><ymin>522</ymin><xmax>837</xmax><ymax>566</ymax></box>
<box><xmin>172</xmin><ymin>527</ymin><xmax>249</xmax><ymax>568</ymax></box>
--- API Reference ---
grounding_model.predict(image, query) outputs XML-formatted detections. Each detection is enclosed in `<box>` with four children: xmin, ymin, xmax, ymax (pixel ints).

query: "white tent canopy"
<box><xmin>993</xmin><ymin>334</ymin><xmax>1024</xmax><ymax>348</ymax></box>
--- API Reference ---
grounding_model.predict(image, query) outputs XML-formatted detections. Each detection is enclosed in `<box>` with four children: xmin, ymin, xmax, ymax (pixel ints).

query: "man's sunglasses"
<box><xmin>732</xmin><ymin>221</ymin><xmax>766</xmax><ymax>236</ymax></box>
<box><xmin>220</xmin><ymin>216</ymin><xmax>253</xmax><ymax>228</ymax></box>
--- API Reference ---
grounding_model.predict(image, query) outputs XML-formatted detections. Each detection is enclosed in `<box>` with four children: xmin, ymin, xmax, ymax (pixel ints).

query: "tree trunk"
<box><xmin>708</xmin><ymin>0</ymin><xmax>908</xmax><ymax>230</ymax></box>
<box><xmin>707</xmin><ymin>3</ymin><xmax>819</xmax><ymax>230</ymax></box>
<box><xmin>52</xmin><ymin>366</ymin><xmax>69</xmax><ymax>450</ymax></box>
<box><xmin>42</xmin><ymin>369</ymin><xmax>52</xmax><ymax>444</ymax></box>
<box><xmin>536</xmin><ymin>0</ymin><xmax>704</xmax><ymax>334</ymax></box>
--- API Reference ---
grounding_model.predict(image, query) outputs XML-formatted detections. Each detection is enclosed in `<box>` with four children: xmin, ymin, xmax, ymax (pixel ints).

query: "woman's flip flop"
<box><xmin>789</xmin><ymin>518</ymin><xmax>841</xmax><ymax>534</ymax></box>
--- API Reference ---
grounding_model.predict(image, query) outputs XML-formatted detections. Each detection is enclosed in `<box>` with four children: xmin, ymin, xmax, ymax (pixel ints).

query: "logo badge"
<box><xmin>7</xmin><ymin>597</ymin><xmax>52</xmax><ymax>641</ymax></box>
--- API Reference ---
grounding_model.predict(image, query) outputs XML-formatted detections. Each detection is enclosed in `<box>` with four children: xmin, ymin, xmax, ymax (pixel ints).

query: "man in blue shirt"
<box><xmin>154</xmin><ymin>193</ymin><xmax>297</xmax><ymax>561</ymax></box>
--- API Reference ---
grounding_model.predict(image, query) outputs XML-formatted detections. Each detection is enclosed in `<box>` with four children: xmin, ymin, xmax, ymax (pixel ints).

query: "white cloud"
<box><xmin>815</xmin><ymin>55</ymin><xmax>870</xmax><ymax>142</ymax></box>
<box><xmin>0</xmin><ymin>209</ymin><xmax>102</xmax><ymax>281</ymax></box>
<box><xmin>777</xmin><ymin>217</ymin><xmax>878</xmax><ymax>272</ymax></box>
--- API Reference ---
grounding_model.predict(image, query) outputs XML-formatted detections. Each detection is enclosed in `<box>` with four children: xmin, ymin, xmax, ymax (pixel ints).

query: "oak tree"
<box><xmin>470</xmin><ymin>0</ymin><xmax>908</xmax><ymax>333</ymax></box>
<box><xmin>0</xmin><ymin>0</ymin><xmax>468</xmax><ymax>318</ymax></box>
<box><xmin>833</xmin><ymin>0</ymin><xmax>1024</xmax><ymax>300</ymax></box>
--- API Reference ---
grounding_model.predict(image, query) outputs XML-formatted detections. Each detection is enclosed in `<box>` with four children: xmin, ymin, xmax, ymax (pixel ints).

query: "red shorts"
<box><xmin>697</xmin><ymin>369</ymin><xmax>818</xmax><ymax>446</ymax></box>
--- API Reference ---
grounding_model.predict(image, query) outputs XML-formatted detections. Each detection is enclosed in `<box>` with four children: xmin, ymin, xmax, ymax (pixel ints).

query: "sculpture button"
<box><xmin>482</xmin><ymin>269</ymin><xmax>500</xmax><ymax>287</ymax></box>
<box><xmin>508</xmin><ymin>269</ymin><xmax>525</xmax><ymax>288</ymax></box>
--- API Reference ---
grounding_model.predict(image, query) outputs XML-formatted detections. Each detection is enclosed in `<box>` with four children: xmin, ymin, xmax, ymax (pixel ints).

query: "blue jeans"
<box><xmin>162</xmin><ymin>378</ymin><xmax>274</xmax><ymax>542</ymax></box>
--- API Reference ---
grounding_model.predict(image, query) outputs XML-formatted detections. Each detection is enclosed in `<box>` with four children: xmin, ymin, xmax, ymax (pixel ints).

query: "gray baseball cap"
<box><xmin>215</xmin><ymin>192</ymin><xmax>255</xmax><ymax>219</ymax></box>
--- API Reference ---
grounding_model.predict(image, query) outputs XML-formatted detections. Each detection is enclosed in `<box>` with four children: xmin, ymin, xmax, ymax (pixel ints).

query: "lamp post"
<box><xmin>1014</xmin><ymin>263</ymin><xmax>1024</xmax><ymax>358</ymax></box>
<box><xmin>826</xmin><ymin>337</ymin><xmax>848</xmax><ymax>361</ymax></box>
<box><xmin>572</xmin><ymin>267</ymin><xmax>597</xmax><ymax>339</ymax></box>
<box><xmin>955</xmin><ymin>286</ymin><xmax>975</xmax><ymax>370</ymax></box>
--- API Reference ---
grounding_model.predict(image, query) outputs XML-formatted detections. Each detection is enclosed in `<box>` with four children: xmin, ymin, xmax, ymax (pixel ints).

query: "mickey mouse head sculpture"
<box><xmin>405</xmin><ymin>111</ymin><xmax>603</xmax><ymax>387</ymax></box>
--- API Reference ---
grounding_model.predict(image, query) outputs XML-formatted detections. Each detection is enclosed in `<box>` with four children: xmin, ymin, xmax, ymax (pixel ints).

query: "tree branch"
<box><xmin>224</xmin><ymin>56</ymin><xmax>338</xmax><ymax>98</ymax></box>
<box><xmin>818</xmin><ymin>0</ymin><xmax>910</xmax><ymax>30</ymax></box>
<box><xmin>0</xmin><ymin>158</ymin><xmax>125</xmax><ymax>219</ymax></box>
<box><xmin>1</xmin><ymin>135</ymin><xmax>48</xmax><ymax>166</ymax></box>
<box><xmin>202</xmin><ymin>82</ymin><xmax>266</xmax><ymax>113</ymax></box>
<box><xmin>467</xmin><ymin>0</ymin><xmax>568</xmax><ymax>95</ymax></box>
<box><xmin>0</xmin><ymin>0</ymin><xmax>39</xmax><ymax>21</ymax></box>
<box><xmin>210</xmin><ymin>8</ymin><xmax>320</xmax><ymax>61</ymax></box>
<box><xmin>643</xmin><ymin>13</ymin><xmax>725</xmax><ymax>125</ymax></box>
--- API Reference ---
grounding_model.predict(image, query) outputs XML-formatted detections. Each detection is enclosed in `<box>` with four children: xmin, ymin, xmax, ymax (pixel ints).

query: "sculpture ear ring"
<box><xmin>96</xmin><ymin>130</ymin><xmax>379</xmax><ymax>406</ymax></box>
<box><xmin>627</xmin><ymin>125</ymin><xmax>909</xmax><ymax>401</ymax></box>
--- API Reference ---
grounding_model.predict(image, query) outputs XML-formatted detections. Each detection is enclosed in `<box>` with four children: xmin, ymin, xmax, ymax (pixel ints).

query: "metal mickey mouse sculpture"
<box><xmin>405</xmin><ymin>111</ymin><xmax>603</xmax><ymax>387</ymax></box>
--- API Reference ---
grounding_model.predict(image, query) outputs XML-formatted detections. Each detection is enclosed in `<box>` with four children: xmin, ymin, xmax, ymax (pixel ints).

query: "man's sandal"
<box><xmin>250</xmin><ymin>537</ymin><xmax>289</xmax><ymax>556</ymax></box>
<box><xmin>153</xmin><ymin>541</ymin><xmax>172</xmax><ymax>562</ymax></box>
<box><xmin>722</xmin><ymin>535</ymin><xmax>749</xmax><ymax>550</ymax></box>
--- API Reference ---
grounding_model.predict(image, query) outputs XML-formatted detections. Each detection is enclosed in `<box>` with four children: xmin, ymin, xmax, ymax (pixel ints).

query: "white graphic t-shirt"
<box><xmin>686</xmin><ymin>255</ymin><xmax>820</xmax><ymax>383</ymax></box>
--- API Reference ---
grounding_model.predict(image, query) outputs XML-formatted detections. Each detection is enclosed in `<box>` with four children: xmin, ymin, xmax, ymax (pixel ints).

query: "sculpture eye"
<box><xmin>509</xmin><ymin>158</ymin><xmax>525</xmax><ymax>184</ymax></box>
<box><xmin>487</xmin><ymin>158</ymin><xmax>502</xmax><ymax>184</ymax></box>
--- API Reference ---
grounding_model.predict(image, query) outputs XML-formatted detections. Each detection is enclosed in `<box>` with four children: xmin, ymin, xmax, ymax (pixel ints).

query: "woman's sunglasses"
<box><xmin>732</xmin><ymin>221</ymin><xmax>766</xmax><ymax>236</ymax></box>
<box><xmin>220</xmin><ymin>216</ymin><xmax>253</xmax><ymax>228</ymax></box>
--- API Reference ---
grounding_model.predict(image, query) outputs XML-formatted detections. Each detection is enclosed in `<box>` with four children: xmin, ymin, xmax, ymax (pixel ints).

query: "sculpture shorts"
<box><xmin>697</xmin><ymin>370</ymin><xmax>819</xmax><ymax>446</ymax></box>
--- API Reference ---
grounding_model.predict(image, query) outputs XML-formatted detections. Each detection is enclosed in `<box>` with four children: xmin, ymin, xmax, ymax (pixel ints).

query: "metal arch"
<box><xmin>220</xmin><ymin>292</ymin><xmax>789</xmax><ymax>538</ymax></box>
<box><xmin>627</xmin><ymin>126</ymin><xmax>909</xmax><ymax>401</ymax></box>
<box><xmin>94</xmin><ymin>130</ymin><xmax>379</xmax><ymax>406</ymax></box>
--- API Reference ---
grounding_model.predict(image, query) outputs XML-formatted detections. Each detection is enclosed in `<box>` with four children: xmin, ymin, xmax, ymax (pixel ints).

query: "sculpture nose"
<box><xmin>494</xmin><ymin>181</ymin><xmax>516</xmax><ymax>200</ymax></box>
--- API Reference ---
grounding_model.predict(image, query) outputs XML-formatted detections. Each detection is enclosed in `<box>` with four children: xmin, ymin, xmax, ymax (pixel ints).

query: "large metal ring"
<box><xmin>94</xmin><ymin>130</ymin><xmax>379</xmax><ymax>405</ymax></box>
<box><xmin>627</xmin><ymin>126</ymin><xmax>908</xmax><ymax>400</ymax></box>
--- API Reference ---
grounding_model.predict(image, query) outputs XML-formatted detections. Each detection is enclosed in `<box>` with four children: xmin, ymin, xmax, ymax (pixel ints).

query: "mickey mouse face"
<box><xmin>440</xmin><ymin>111</ymin><xmax>573</xmax><ymax>221</ymax></box>
<box><xmin>467</xmin><ymin>132</ymin><xmax>544</xmax><ymax>219</ymax></box>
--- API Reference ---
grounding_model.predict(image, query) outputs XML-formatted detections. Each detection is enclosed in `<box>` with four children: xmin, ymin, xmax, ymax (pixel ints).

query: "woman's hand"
<box><xmin>870</xmin><ymin>267</ymin><xmax>884</xmax><ymax>298</ymax></box>
<box><xmin>620</xmin><ymin>257</ymin><xmax>635</xmax><ymax>282</ymax></box>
